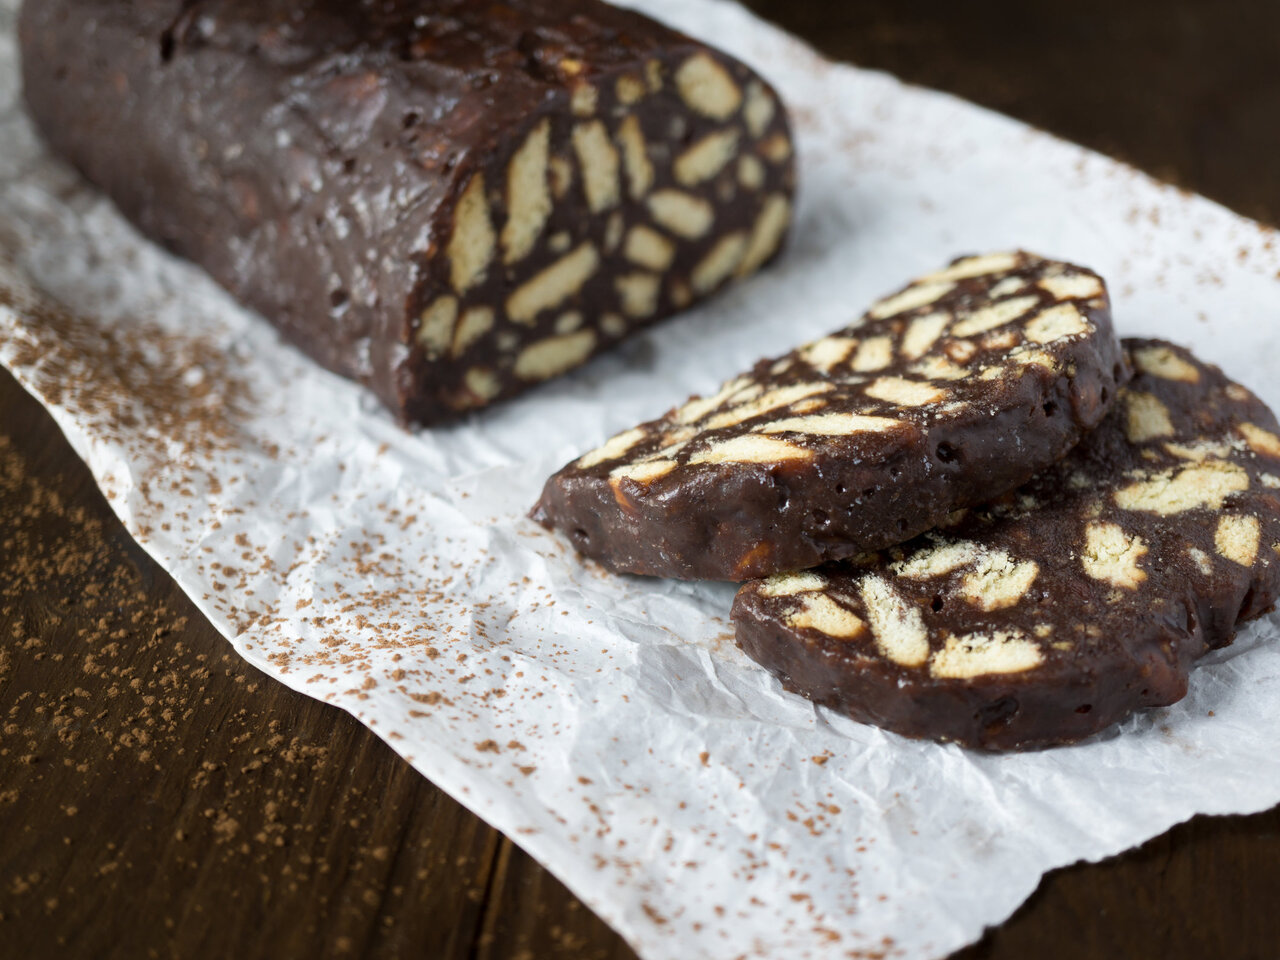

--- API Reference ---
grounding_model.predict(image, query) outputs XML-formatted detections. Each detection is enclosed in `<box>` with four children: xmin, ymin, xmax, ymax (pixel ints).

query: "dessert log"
<box><xmin>733</xmin><ymin>341</ymin><xmax>1280</xmax><ymax>750</ymax></box>
<box><xmin>534</xmin><ymin>252</ymin><xmax>1128</xmax><ymax>580</ymax></box>
<box><xmin>19</xmin><ymin>0</ymin><xmax>795</xmax><ymax>424</ymax></box>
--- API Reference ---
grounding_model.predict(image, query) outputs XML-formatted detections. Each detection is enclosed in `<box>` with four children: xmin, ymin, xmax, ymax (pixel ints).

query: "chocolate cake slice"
<box><xmin>733</xmin><ymin>341</ymin><xmax>1280</xmax><ymax>749</ymax></box>
<box><xmin>535</xmin><ymin>251</ymin><xmax>1127</xmax><ymax>580</ymax></box>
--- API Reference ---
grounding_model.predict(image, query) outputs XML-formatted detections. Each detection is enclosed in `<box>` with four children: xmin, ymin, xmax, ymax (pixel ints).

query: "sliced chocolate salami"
<box><xmin>733</xmin><ymin>340</ymin><xmax>1280</xmax><ymax>750</ymax></box>
<box><xmin>534</xmin><ymin>251</ymin><xmax>1127</xmax><ymax>580</ymax></box>
<box><xmin>19</xmin><ymin>0</ymin><xmax>795</xmax><ymax>424</ymax></box>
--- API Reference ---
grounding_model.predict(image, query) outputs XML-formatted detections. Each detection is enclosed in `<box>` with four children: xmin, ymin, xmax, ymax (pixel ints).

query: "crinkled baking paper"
<box><xmin>3</xmin><ymin>2</ymin><xmax>1280</xmax><ymax>957</ymax></box>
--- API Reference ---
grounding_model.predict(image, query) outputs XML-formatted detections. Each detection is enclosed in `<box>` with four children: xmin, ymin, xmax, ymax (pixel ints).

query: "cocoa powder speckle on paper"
<box><xmin>0</xmin><ymin>418</ymin><xmax>513</xmax><ymax>943</ymax></box>
<box><xmin>4</xmin><ymin>0</ymin><xmax>1280</xmax><ymax>953</ymax></box>
<box><xmin>0</xmin><ymin>285</ymin><xmax>255</xmax><ymax>461</ymax></box>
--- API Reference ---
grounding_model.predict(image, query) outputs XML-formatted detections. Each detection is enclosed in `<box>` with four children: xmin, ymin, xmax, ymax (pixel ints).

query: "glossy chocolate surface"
<box><xmin>535</xmin><ymin>251</ymin><xmax>1126</xmax><ymax>580</ymax></box>
<box><xmin>733</xmin><ymin>340</ymin><xmax>1280</xmax><ymax>749</ymax></box>
<box><xmin>20</xmin><ymin>0</ymin><xmax>794</xmax><ymax>423</ymax></box>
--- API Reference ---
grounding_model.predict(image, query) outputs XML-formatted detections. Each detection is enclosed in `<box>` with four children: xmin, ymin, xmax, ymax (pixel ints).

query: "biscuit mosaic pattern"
<box><xmin>19</xmin><ymin>0</ymin><xmax>794</xmax><ymax>425</ymax></box>
<box><xmin>534</xmin><ymin>251</ymin><xmax>1126</xmax><ymax>579</ymax></box>
<box><xmin>733</xmin><ymin>340</ymin><xmax>1280</xmax><ymax>750</ymax></box>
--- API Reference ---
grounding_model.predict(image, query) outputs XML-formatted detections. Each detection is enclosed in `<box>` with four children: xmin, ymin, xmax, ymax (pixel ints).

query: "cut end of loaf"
<box><xmin>405</xmin><ymin>49</ymin><xmax>796</xmax><ymax>424</ymax></box>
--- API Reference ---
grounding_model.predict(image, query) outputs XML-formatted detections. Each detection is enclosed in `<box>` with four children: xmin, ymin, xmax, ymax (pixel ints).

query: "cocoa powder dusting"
<box><xmin>0</xmin><ymin>395</ymin><xmax>560</xmax><ymax>956</ymax></box>
<box><xmin>0</xmin><ymin>285</ymin><xmax>255</xmax><ymax>460</ymax></box>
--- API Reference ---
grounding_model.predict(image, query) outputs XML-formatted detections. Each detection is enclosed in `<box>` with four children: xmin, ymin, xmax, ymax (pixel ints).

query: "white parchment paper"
<box><xmin>4</xmin><ymin>1</ymin><xmax>1280</xmax><ymax>957</ymax></box>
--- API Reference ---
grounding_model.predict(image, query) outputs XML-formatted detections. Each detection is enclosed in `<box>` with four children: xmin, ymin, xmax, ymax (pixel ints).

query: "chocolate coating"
<box><xmin>19</xmin><ymin>0</ymin><xmax>794</xmax><ymax>424</ymax></box>
<box><xmin>534</xmin><ymin>251</ymin><xmax>1127</xmax><ymax>580</ymax></box>
<box><xmin>733</xmin><ymin>340</ymin><xmax>1280</xmax><ymax>750</ymax></box>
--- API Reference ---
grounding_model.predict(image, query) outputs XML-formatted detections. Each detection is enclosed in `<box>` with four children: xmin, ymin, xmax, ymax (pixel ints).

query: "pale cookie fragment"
<box><xmin>572</xmin><ymin>120</ymin><xmax>621</xmax><ymax>213</ymax></box>
<box><xmin>1039</xmin><ymin>273</ymin><xmax>1104</xmax><ymax>301</ymax></box>
<box><xmin>1115</xmin><ymin>460</ymin><xmax>1248</xmax><ymax>515</ymax></box>
<box><xmin>756</xmin><ymin>413</ymin><xmax>903</xmax><ymax>436</ymax></box>
<box><xmin>1164</xmin><ymin>438</ymin><xmax>1239</xmax><ymax>462</ymax></box>
<box><xmin>600</xmin><ymin>312</ymin><xmax>627</xmax><ymax>338</ymax></box>
<box><xmin>1011</xmin><ymin>346</ymin><xmax>1059</xmax><ymax>370</ymax></box>
<box><xmin>892</xmin><ymin>538</ymin><xmax>981</xmax><ymax>579</ymax></box>
<box><xmin>900</xmin><ymin>313</ymin><xmax>950</xmax><ymax>360</ymax></box>
<box><xmin>1216</xmin><ymin>514</ymin><xmax>1261</xmax><ymax>567</ymax></box>
<box><xmin>672</xmin><ymin>376</ymin><xmax>755</xmax><ymax>425</ymax></box>
<box><xmin>738</xmin><ymin>154</ymin><xmax>765</xmax><ymax>190</ymax></box>
<box><xmin>417</xmin><ymin>296</ymin><xmax>459</xmax><ymax>358</ymax></box>
<box><xmin>1083</xmin><ymin>522</ymin><xmax>1148</xmax><ymax>589</ymax></box>
<box><xmin>547</xmin><ymin>229</ymin><xmax>572</xmax><ymax>253</ymax></box>
<box><xmin>1188</xmin><ymin>546</ymin><xmax>1214</xmax><ymax>575</ymax></box>
<box><xmin>911</xmin><ymin>355</ymin><xmax>971</xmax><ymax>382</ymax></box>
<box><xmin>616</xmin><ymin>115</ymin><xmax>654</xmax><ymax>200</ymax></box>
<box><xmin>921</xmin><ymin>252</ymin><xmax>1020</xmax><ymax>284</ymax></box>
<box><xmin>506</xmin><ymin>243</ymin><xmax>600</xmax><ymax>324</ymax></box>
<box><xmin>647</xmin><ymin>190</ymin><xmax>715</xmax><ymax>239</ymax></box>
<box><xmin>674</xmin><ymin>129</ymin><xmax>741</xmax><ymax>186</ymax></box>
<box><xmin>644</xmin><ymin>58</ymin><xmax>664</xmax><ymax>92</ymax></box>
<box><xmin>859</xmin><ymin>575</ymin><xmax>930</xmax><ymax>668</ymax></box>
<box><xmin>958</xmin><ymin>550</ymin><xmax>1039</xmax><ymax>611</ymax></box>
<box><xmin>758</xmin><ymin>132</ymin><xmax>792</xmax><ymax>164</ymax></box>
<box><xmin>555</xmin><ymin>311</ymin><xmax>584</xmax><ymax>335</ymax></box>
<box><xmin>615</xmin><ymin>73</ymin><xmax>646</xmax><ymax>106</ymax></box>
<box><xmin>624</xmin><ymin>225</ymin><xmax>674</xmax><ymax>271</ymax></box>
<box><xmin>1025</xmin><ymin>303</ymin><xmax>1090</xmax><ymax>344</ymax></box>
<box><xmin>852</xmin><ymin>336</ymin><xmax>894</xmax><ymax>373</ymax></box>
<box><xmin>691</xmin><ymin>232</ymin><xmax>748</xmax><ymax>295</ymax></box>
<box><xmin>702</xmin><ymin>382</ymin><xmax>833</xmax><ymax>430</ymax></box>
<box><xmin>603</xmin><ymin>212</ymin><xmax>624</xmax><ymax>254</ymax></box>
<box><xmin>865</xmin><ymin>377</ymin><xmax>946</xmax><ymax>407</ymax></box>
<box><xmin>451</xmin><ymin>306</ymin><xmax>495</xmax><ymax>357</ymax></box>
<box><xmin>989</xmin><ymin>276</ymin><xmax>1030</xmax><ymax>299</ymax></box>
<box><xmin>1132</xmin><ymin>344</ymin><xmax>1200</xmax><ymax>383</ymax></box>
<box><xmin>736</xmin><ymin>195</ymin><xmax>792</xmax><ymax>278</ymax></box>
<box><xmin>788</xmin><ymin>398</ymin><xmax>826</xmax><ymax>415</ymax></box>
<box><xmin>548</xmin><ymin>155</ymin><xmax>574</xmax><ymax>200</ymax></box>
<box><xmin>536</xmin><ymin>251</ymin><xmax>1126</xmax><ymax>581</ymax></box>
<box><xmin>786</xmin><ymin>593</ymin><xmax>866</xmax><ymax>639</ymax></box>
<box><xmin>743</xmin><ymin>80</ymin><xmax>777</xmax><ymax>138</ymax></box>
<box><xmin>951</xmin><ymin>296</ymin><xmax>1039</xmax><ymax>338</ymax></box>
<box><xmin>798</xmin><ymin>336</ymin><xmax>858</xmax><ymax>374</ymax></box>
<box><xmin>577</xmin><ymin>427</ymin><xmax>649</xmax><ymax>469</ymax></box>
<box><xmin>501</xmin><ymin>119</ymin><xmax>552</xmax><ymax>264</ymax></box>
<box><xmin>758</xmin><ymin>570</ymin><xmax>826</xmax><ymax>597</ymax></box>
<box><xmin>674</xmin><ymin>52</ymin><xmax>743</xmax><ymax>120</ymax></box>
<box><xmin>688</xmin><ymin>435</ymin><xmax>814</xmax><ymax>465</ymax></box>
<box><xmin>463</xmin><ymin>367</ymin><xmax>501</xmax><ymax>402</ymax></box>
<box><xmin>513</xmin><ymin>330</ymin><xmax>597</xmax><ymax>381</ymax></box>
<box><xmin>733</xmin><ymin>339</ymin><xmax>1280</xmax><ymax>750</ymax></box>
<box><xmin>610</xmin><ymin>459</ymin><xmax>677</xmax><ymax>486</ymax></box>
<box><xmin>869</xmin><ymin>281</ymin><xmax>954</xmax><ymax>320</ymax></box>
<box><xmin>448</xmin><ymin>173</ymin><xmax>495</xmax><ymax>294</ymax></box>
<box><xmin>1238</xmin><ymin>422</ymin><xmax>1280</xmax><ymax>458</ymax></box>
<box><xmin>570</xmin><ymin>83</ymin><xmax>598</xmax><ymax>117</ymax></box>
<box><xmin>1124</xmin><ymin>391</ymin><xmax>1175</xmax><ymax>442</ymax></box>
<box><xmin>930</xmin><ymin>631</ymin><xmax>1044</xmax><ymax>680</ymax></box>
<box><xmin>945</xmin><ymin>339</ymin><xmax>979</xmax><ymax>364</ymax></box>
<box><xmin>616</xmin><ymin>272</ymin><xmax>662</xmax><ymax>319</ymax></box>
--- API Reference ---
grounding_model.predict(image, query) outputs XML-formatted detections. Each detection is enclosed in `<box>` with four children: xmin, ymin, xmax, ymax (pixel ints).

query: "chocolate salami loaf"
<box><xmin>19</xmin><ymin>0</ymin><xmax>795</xmax><ymax>424</ymax></box>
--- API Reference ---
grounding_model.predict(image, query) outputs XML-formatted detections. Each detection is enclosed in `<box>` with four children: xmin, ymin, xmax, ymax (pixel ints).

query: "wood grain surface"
<box><xmin>3</xmin><ymin>1</ymin><xmax>1279</xmax><ymax>958</ymax></box>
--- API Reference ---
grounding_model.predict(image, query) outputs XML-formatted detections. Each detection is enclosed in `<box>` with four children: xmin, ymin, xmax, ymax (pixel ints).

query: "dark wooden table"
<box><xmin>3</xmin><ymin>2</ymin><xmax>1279</xmax><ymax>957</ymax></box>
